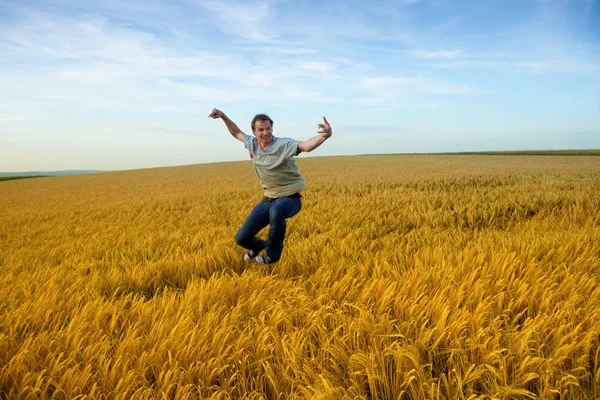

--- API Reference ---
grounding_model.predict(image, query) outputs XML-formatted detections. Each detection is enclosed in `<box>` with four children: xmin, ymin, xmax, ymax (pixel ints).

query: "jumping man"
<box><xmin>208</xmin><ymin>109</ymin><xmax>332</xmax><ymax>264</ymax></box>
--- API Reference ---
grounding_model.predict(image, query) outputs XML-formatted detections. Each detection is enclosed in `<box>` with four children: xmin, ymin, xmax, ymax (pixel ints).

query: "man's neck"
<box><xmin>259</xmin><ymin>138</ymin><xmax>273</xmax><ymax>150</ymax></box>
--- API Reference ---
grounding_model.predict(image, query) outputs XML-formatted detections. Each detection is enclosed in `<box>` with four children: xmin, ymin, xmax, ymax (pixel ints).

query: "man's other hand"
<box><xmin>318</xmin><ymin>116</ymin><xmax>332</xmax><ymax>138</ymax></box>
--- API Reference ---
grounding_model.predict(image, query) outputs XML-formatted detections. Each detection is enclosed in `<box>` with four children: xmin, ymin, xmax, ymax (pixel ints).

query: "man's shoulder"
<box><xmin>273</xmin><ymin>136</ymin><xmax>299</xmax><ymax>146</ymax></box>
<box><xmin>243</xmin><ymin>134</ymin><xmax>255</xmax><ymax>147</ymax></box>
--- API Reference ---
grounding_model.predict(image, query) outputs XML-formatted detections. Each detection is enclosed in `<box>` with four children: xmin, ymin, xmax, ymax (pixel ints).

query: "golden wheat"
<box><xmin>1</xmin><ymin>155</ymin><xmax>599</xmax><ymax>399</ymax></box>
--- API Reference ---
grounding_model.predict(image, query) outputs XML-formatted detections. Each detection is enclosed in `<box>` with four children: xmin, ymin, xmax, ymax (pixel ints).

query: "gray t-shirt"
<box><xmin>244</xmin><ymin>135</ymin><xmax>306</xmax><ymax>198</ymax></box>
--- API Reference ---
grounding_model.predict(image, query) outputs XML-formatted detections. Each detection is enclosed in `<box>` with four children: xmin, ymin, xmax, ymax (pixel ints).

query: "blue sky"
<box><xmin>1</xmin><ymin>0</ymin><xmax>599</xmax><ymax>171</ymax></box>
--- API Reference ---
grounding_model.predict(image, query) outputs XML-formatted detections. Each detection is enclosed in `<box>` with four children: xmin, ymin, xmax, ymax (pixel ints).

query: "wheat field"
<box><xmin>1</xmin><ymin>154</ymin><xmax>599</xmax><ymax>399</ymax></box>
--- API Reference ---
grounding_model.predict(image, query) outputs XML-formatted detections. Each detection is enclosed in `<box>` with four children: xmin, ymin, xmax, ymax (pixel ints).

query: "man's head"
<box><xmin>251</xmin><ymin>114</ymin><xmax>273</xmax><ymax>132</ymax></box>
<box><xmin>251</xmin><ymin>114</ymin><xmax>274</xmax><ymax>144</ymax></box>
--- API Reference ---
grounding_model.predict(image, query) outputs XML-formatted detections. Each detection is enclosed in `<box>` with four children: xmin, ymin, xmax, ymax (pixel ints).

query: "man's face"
<box><xmin>252</xmin><ymin>119</ymin><xmax>273</xmax><ymax>142</ymax></box>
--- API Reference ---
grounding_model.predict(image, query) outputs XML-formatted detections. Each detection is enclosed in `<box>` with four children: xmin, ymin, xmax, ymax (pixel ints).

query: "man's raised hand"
<box><xmin>208</xmin><ymin>108</ymin><xmax>225</xmax><ymax>119</ymax></box>
<box><xmin>318</xmin><ymin>116</ymin><xmax>332</xmax><ymax>138</ymax></box>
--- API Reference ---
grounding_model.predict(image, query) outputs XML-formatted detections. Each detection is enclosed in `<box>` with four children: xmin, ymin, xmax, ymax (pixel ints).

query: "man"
<box><xmin>209</xmin><ymin>108</ymin><xmax>332</xmax><ymax>264</ymax></box>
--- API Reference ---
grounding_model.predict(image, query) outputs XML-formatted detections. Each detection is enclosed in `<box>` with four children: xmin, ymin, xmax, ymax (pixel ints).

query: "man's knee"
<box><xmin>235</xmin><ymin>230</ymin><xmax>248</xmax><ymax>246</ymax></box>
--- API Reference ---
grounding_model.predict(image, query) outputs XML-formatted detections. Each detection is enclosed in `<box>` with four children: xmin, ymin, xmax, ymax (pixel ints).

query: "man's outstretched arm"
<box><xmin>298</xmin><ymin>116</ymin><xmax>332</xmax><ymax>153</ymax></box>
<box><xmin>208</xmin><ymin>108</ymin><xmax>245</xmax><ymax>142</ymax></box>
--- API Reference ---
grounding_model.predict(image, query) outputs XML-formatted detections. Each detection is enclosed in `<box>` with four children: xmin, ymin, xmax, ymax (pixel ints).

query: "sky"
<box><xmin>1</xmin><ymin>0</ymin><xmax>599</xmax><ymax>172</ymax></box>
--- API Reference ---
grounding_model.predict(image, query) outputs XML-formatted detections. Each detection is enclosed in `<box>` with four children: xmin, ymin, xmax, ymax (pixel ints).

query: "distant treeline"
<box><xmin>0</xmin><ymin>176</ymin><xmax>50</xmax><ymax>182</ymax></box>
<box><xmin>428</xmin><ymin>149</ymin><xmax>600</xmax><ymax>156</ymax></box>
<box><xmin>0</xmin><ymin>170</ymin><xmax>107</xmax><ymax>179</ymax></box>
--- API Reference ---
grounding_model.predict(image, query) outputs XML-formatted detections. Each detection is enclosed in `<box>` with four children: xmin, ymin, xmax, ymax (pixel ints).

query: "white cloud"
<box><xmin>398</xmin><ymin>0</ymin><xmax>422</xmax><ymax>5</ymax></box>
<box><xmin>194</xmin><ymin>0</ymin><xmax>274</xmax><ymax>42</ymax></box>
<box><xmin>156</xmin><ymin>78</ymin><xmax>257</xmax><ymax>102</ymax></box>
<box><xmin>278</xmin><ymin>48</ymin><xmax>318</xmax><ymax>55</ymax></box>
<box><xmin>513</xmin><ymin>60</ymin><xmax>557</xmax><ymax>74</ymax></box>
<box><xmin>0</xmin><ymin>5</ymin><xmax>350</xmax><ymax>118</ymax></box>
<box><xmin>408</xmin><ymin>49</ymin><xmax>462</xmax><ymax>59</ymax></box>
<box><xmin>280</xmin><ymin>88</ymin><xmax>323</xmax><ymax>100</ymax></box>
<box><xmin>360</xmin><ymin>76</ymin><xmax>481</xmax><ymax>97</ymax></box>
<box><xmin>296</xmin><ymin>61</ymin><xmax>337</xmax><ymax>77</ymax></box>
<box><xmin>360</xmin><ymin>77</ymin><xmax>417</xmax><ymax>88</ymax></box>
<box><xmin>433</xmin><ymin>59</ymin><xmax>498</xmax><ymax>69</ymax></box>
<box><xmin>512</xmin><ymin>58</ymin><xmax>600</xmax><ymax>75</ymax></box>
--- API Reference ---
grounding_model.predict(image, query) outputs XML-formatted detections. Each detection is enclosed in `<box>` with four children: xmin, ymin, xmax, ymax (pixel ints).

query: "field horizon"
<box><xmin>2</xmin><ymin>149</ymin><xmax>599</xmax><ymax>180</ymax></box>
<box><xmin>1</xmin><ymin>154</ymin><xmax>599</xmax><ymax>399</ymax></box>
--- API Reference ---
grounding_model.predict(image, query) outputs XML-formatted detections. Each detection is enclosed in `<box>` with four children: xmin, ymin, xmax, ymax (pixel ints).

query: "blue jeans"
<box><xmin>235</xmin><ymin>193</ymin><xmax>302</xmax><ymax>262</ymax></box>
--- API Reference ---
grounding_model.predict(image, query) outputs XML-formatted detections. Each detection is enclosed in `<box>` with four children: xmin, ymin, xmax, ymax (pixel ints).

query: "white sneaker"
<box><xmin>255</xmin><ymin>255</ymin><xmax>274</xmax><ymax>265</ymax></box>
<box><xmin>243</xmin><ymin>249</ymin><xmax>258</xmax><ymax>262</ymax></box>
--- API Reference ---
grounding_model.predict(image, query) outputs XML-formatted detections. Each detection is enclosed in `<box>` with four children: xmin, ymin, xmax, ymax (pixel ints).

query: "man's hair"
<box><xmin>251</xmin><ymin>114</ymin><xmax>274</xmax><ymax>131</ymax></box>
